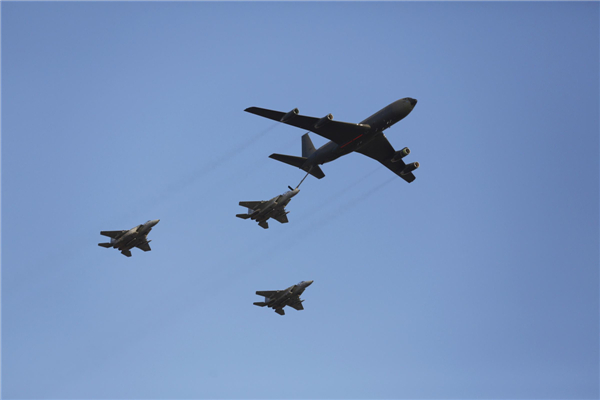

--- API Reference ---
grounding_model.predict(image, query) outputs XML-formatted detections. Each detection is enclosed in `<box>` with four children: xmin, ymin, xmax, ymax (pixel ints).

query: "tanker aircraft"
<box><xmin>245</xmin><ymin>98</ymin><xmax>419</xmax><ymax>183</ymax></box>
<box><xmin>253</xmin><ymin>280</ymin><xmax>314</xmax><ymax>316</ymax></box>
<box><xmin>98</xmin><ymin>219</ymin><xmax>160</xmax><ymax>257</ymax></box>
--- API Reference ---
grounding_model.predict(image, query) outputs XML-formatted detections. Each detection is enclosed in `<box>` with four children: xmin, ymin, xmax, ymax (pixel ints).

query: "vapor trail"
<box><xmin>106</xmin><ymin>175</ymin><xmax>397</xmax><ymax>351</ymax></box>
<box><xmin>171</xmin><ymin>122</ymin><xmax>280</xmax><ymax>190</ymax></box>
<box><xmin>294</xmin><ymin>166</ymin><xmax>383</xmax><ymax>224</ymax></box>
<box><xmin>133</xmin><ymin>123</ymin><xmax>280</xmax><ymax>214</ymax></box>
<box><xmin>278</xmin><ymin>174</ymin><xmax>397</xmax><ymax>249</ymax></box>
<box><xmin>194</xmin><ymin>122</ymin><xmax>280</xmax><ymax>176</ymax></box>
<box><xmin>235</xmin><ymin>170</ymin><xmax>396</xmax><ymax>267</ymax></box>
<box><xmin>228</xmin><ymin>134</ymin><xmax>299</xmax><ymax>182</ymax></box>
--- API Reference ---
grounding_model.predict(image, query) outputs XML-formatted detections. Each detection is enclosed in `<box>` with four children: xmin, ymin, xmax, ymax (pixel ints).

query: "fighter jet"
<box><xmin>98</xmin><ymin>219</ymin><xmax>160</xmax><ymax>257</ymax></box>
<box><xmin>245</xmin><ymin>98</ymin><xmax>420</xmax><ymax>183</ymax></box>
<box><xmin>254</xmin><ymin>280</ymin><xmax>314</xmax><ymax>316</ymax></box>
<box><xmin>236</xmin><ymin>186</ymin><xmax>300</xmax><ymax>229</ymax></box>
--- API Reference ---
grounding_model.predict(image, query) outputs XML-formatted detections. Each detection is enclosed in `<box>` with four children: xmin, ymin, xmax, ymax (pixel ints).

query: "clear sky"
<box><xmin>2</xmin><ymin>2</ymin><xmax>598</xmax><ymax>399</ymax></box>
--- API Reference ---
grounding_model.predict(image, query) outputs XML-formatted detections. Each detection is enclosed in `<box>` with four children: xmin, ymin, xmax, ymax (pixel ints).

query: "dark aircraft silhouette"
<box><xmin>254</xmin><ymin>280</ymin><xmax>313</xmax><ymax>316</ymax></box>
<box><xmin>236</xmin><ymin>186</ymin><xmax>300</xmax><ymax>229</ymax></box>
<box><xmin>98</xmin><ymin>219</ymin><xmax>159</xmax><ymax>257</ymax></box>
<box><xmin>245</xmin><ymin>98</ymin><xmax>419</xmax><ymax>183</ymax></box>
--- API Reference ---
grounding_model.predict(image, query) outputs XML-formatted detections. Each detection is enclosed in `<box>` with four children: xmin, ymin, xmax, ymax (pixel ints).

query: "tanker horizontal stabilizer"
<box><xmin>269</xmin><ymin>154</ymin><xmax>325</xmax><ymax>179</ymax></box>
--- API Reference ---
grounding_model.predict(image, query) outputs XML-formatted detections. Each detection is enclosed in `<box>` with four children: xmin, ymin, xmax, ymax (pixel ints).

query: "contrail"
<box><xmin>333</xmin><ymin>175</ymin><xmax>397</xmax><ymax>215</ymax></box>
<box><xmin>293</xmin><ymin>166</ymin><xmax>383</xmax><ymax>224</ymax></box>
<box><xmin>127</xmin><ymin>123</ymin><xmax>280</xmax><ymax>216</ymax></box>
<box><xmin>166</xmin><ymin>122</ymin><xmax>280</xmax><ymax>191</ymax></box>
<box><xmin>262</xmin><ymin>174</ymin><xmax>397</xmax><ymax>256</ymax></box>
<box><xmin>194</xmin><ymin>123</ymin><xmax>280</xmax><ymax>176</ymax></box>
<box><xmin>227</xmin><ymin>134</ymin><xmax>299</xmax><ymax>182</ymax></box>
<box><xmin>318</xmin><ymin>175</ymin><xmax>396</xmax><ymax>226</ymax></box>
<box><xmin>97</xmin><ymin>174</ymin><xmax>398</xmax><ymax>355</ymax></box>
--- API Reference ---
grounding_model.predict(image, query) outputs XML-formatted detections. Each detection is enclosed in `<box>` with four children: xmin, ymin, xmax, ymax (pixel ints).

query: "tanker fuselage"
<box><xmin>304</xmin><ymin>98</ymin><xmax>417</xmax><ymax>168</ymax></box>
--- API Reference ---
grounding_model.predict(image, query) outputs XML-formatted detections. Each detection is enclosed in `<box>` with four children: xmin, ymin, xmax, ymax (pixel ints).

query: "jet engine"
<box><xmin>401</xmin><ymin>162</ymin><xmax>419</xmax><ymax>175</ymax></box>
<box><xmin>280</xmin><ymin>108</ymin><xmax>299</xmax><ymax>123</ymax></box>
<box><xmin>314</xmin><ymin>114</ymin><xmax>333</xmax><ymax>129</ymax></box>
<box><xmin>391</xmin><ymin>147</ymin><xmax>410</xmax><ymax>163</ymax></box>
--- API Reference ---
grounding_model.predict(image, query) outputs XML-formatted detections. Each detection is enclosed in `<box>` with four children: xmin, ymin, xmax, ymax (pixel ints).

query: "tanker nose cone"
<box><xmin>408</xmin><ymin>98</ymin><xmax>417</xmax><ymax>107</ymax></box>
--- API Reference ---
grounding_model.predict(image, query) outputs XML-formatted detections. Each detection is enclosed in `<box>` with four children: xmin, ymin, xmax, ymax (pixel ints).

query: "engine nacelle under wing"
<box><xmin>401</xmin><ymin>162</ymin><xmax>420</xmax><ymax>175</ymax></box>
<box><xmin>391</xmin><ymin>147</ymin><xmax>410</xmax><ymax>163</ymax></box>
<box><xmin>314</xmin><ymin>114</ymin><xmax>333</xmax><ymax>129</ymax></box>
<box><xmin>280</xmin><ymin>108</ymin><xmax>299</xmax><ymax>123</ymax></box>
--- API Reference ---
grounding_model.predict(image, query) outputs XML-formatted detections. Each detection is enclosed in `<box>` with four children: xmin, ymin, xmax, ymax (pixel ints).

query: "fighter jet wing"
<box><xmin>272</xmin><ymin>213</ymin><xmax>289</xmax><ymax>224</ymax></box>
<box><xmin>245</xmin><ymin>107</ymin><xmax>371</xmax><ymax>146</ymax></box>
<box><xmin>356</xmin><ymin>134</ymin><xmax>416</xmax><ymax>183</ymax></box>
<box><xmin>136</xmin><ymin>242</ymin><xmax>152</xmax><ymax>252</ymax></box>
<box><xmin>256</xmin><ymin>290</ymin><xmax>279</xmax><ymax>298</ymax></box>
<box><xmin>288</xmin><ymin>300</ymin><xmax>304</xmax><ymax>311</ymax></box>
<box><xmin>239</xmin><ymin>201</ymin><xmax>264</xmax><ymax>210</ymax></box>
<box><xmin>100</xmin><ymin>230</ymin><xmax>127</xmax><ymax>239</ymax></box>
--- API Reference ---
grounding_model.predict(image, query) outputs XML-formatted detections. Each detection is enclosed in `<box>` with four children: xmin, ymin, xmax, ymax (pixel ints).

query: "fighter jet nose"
<box><xmin>306</xmin><ymin>280</ymin><xmax>314</xmax><ymax>286</ymax></box>
<box><xmin>408</xmin><ymin>98</ymin><xmax>417</xmax><ymax>107</ymax></box>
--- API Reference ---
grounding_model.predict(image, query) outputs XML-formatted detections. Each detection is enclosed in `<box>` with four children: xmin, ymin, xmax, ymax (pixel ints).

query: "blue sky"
<box><xmin>2</xmin><ymin>2</ymin><xmax>598</xmax><ymax>399</ymax></box>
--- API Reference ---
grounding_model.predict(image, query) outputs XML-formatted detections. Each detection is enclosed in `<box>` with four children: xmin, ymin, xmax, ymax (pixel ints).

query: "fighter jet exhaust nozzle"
<box><xmin>391</xmin><ymin>147</ymin><xmax>411</xmax><ymax>163</ymax></box>
<box><xmin>401</xmin><ymin>162</ymin><xmax>420</xmax><ymax>175</ymax></box>
<box><xmin>280</xmin><ymin>108</ymin><xmax>299</xmax><ymax>123</ymax></box>
<box><xmin>314</xmin><ymin>114</ymin><xmax>333</xmax><ymax>129</ymax></box>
